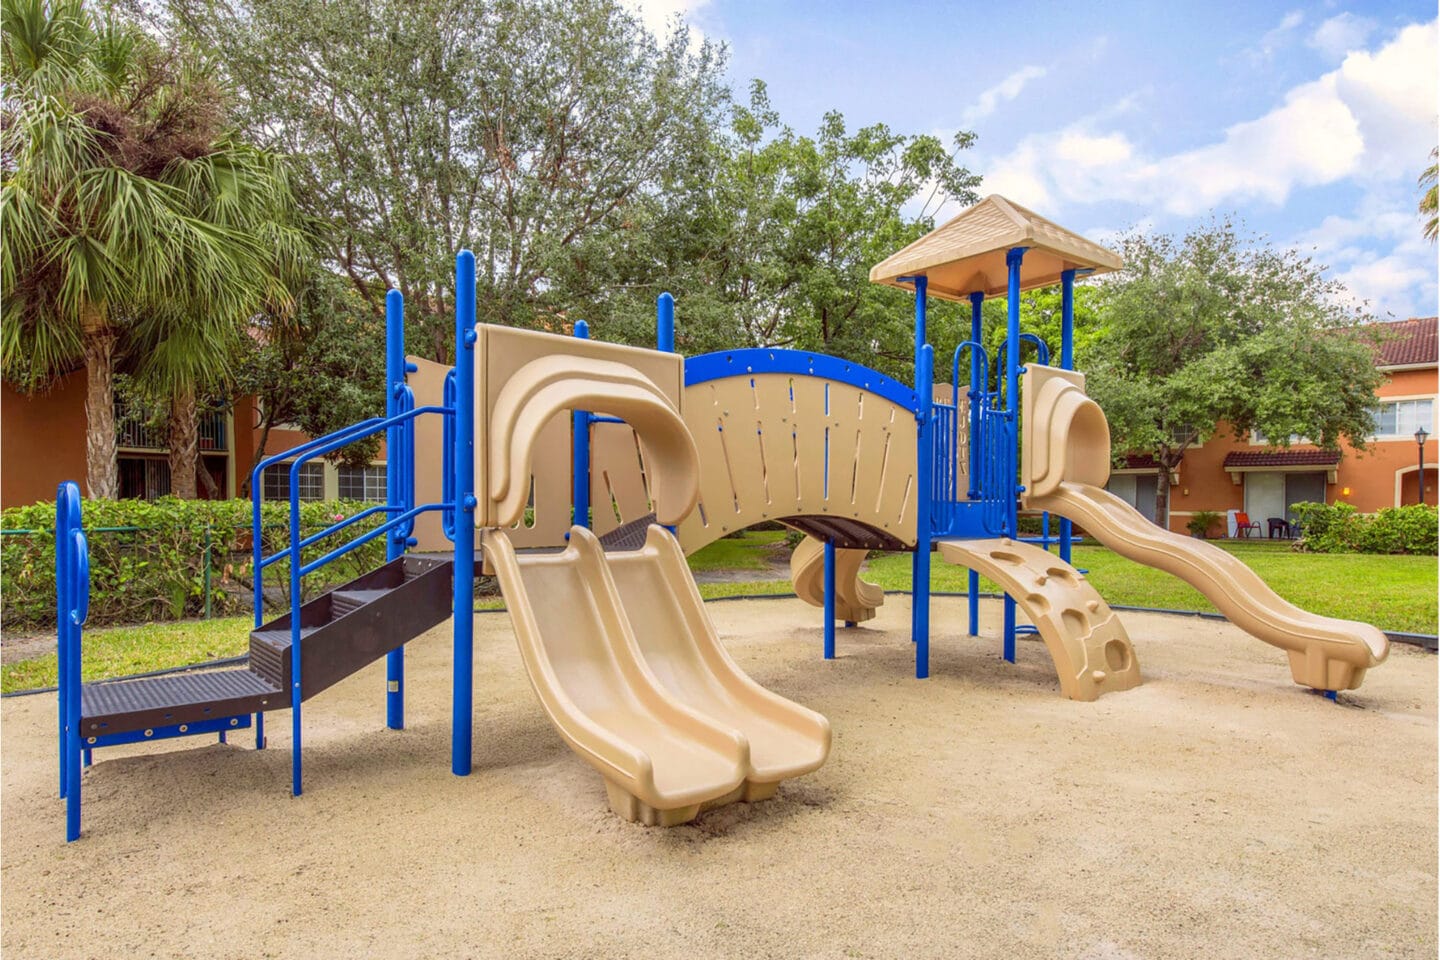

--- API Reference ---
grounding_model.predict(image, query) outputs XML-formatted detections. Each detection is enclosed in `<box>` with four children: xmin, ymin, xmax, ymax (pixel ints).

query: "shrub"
<box><xmin>1</xmin><ymin>498</ymin><xmax>390</xmax><ymax>631</ymax></box>
<box><xmin>1290</xmin><ymin>501</ymin><xmax>1437</xmax><ymax>555</ymax></box>
<box><xmin>1186</xmin><ymin>510</ymin><xmax>1222</xmax><ymax>538</ymax></box>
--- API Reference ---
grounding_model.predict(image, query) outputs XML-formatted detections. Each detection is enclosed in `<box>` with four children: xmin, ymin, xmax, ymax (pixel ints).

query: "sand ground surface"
<box><xmin>3</xmin><ymin>596</ymin><xmax>1436</xmax><ymax>960</ymax></box>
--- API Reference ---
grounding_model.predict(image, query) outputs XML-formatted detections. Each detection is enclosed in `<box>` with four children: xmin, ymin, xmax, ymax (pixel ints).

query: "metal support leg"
<box><xmin>1003</xmin><ymin>595</ymin><xmax>1017</xmax><ymax>663</ymax></box>
<box><xmin>823</xmin><ymin>540</ymin><xmax>836</xmax><ymax>659</ymax></box>
<box><xmin>255</xmin><ymin>712</ymin><xmax>266</xmax><ymax>749</ymax></box>
<box><xmin>967</xmin><ymin>570</ymin><xmax>979</xmax><ymax>636</ymax></box>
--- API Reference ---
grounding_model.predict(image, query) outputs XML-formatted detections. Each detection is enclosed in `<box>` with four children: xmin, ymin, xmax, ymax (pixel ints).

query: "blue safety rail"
<box><xmin>55</xmin><ymin>481</ymin><xmax>88</xmax><ymax>841</ymax></box>
<box><xmin>249</xmin><ymin>288</ymin><xmax>455</xmax><ymax>797</ymax></box>
<box><xmin>685</xmin><ymin>347</ymin><xmax>920</xmax><ymax>413</ymax></box>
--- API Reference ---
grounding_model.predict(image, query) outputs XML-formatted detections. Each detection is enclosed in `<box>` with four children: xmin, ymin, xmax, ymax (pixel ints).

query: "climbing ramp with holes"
<box><xmin>936</xmin><ymin>537</ymin><xmax>1140</xmax><ymax>701</ymax></box>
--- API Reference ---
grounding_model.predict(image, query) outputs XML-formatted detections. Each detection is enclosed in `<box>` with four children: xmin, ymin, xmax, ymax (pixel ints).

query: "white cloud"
<box><xmin>962</xmin><ymin>65</ymin><xmax>1047</xmax><ymax>126</ymax></box>
<box><xmin>622</xmin><ymin>0</ymin><xmax>711</xmax><ymax>47</ymax></box>
<box><xmin>1308</xmin><ymin>12</ymin><xmax>1377</xmax><ymax>61</ymax></box>
<box><xmin>979</xmin><ymin>20</ymin><xmax>1437</xmax><ymax>215</ymax></box>
<box><xmin>970</xmin><ymin>18</ymin><xmax>1438</xmax><ymax>315</ymax></box>
<box><xmin>1247</xmin><ymin>9</ymin><xmax>1305</xmax><ymax>61</ymax></box>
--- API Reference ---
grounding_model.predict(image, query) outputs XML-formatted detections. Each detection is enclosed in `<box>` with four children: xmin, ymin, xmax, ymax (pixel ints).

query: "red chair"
<box><xmin>1234</xmin><ymin>512</ymin><xmax>1261</xmax><ymax>538</ymax></box>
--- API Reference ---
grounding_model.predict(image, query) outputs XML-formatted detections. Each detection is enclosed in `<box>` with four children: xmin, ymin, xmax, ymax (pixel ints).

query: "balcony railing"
<box><xmin>115</xmin><ymin>403</ymin><xmax>228</xmax><ymax>452</ymax></box>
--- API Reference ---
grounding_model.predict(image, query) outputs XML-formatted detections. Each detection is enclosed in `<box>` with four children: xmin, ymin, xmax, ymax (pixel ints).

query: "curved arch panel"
<box><xmin>675</xmin><ymin>366</ymin><xmax>920</xmax><ymax>554</ymax></box>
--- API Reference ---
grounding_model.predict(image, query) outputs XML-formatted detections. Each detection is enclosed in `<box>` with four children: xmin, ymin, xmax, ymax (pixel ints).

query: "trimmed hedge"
<box><xmin>1290</xmin><ymin>501</ymin><xmax>1438</xmax><ymax>555</ymax></box>
<box><xmin>1</xmin><ymin>497</ymin><xmax>390</xmax><ymax>630</ymax></box>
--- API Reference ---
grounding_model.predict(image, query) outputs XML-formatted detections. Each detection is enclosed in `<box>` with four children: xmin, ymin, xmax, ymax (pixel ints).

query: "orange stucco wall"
<box><xmin>2</xmin><ymin>373</ymin><xmax>90</xmax><ymax>508</ymax></box>
<box><xmin>1159</xmin><ymin>365</ymin><xmax>1438</xmax><ymax>533</ymax></box>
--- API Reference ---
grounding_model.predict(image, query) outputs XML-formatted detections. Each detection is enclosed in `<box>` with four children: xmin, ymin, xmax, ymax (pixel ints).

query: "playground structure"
<box><xmin>51</xmin><ymin>195</ymin><xmax>1389</xmax><ymax>842</ymax></box>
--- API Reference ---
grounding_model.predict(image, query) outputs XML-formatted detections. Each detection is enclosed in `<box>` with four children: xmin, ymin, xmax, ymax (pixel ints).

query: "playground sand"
<box><xmin>2</xmin><ymin>596</ymin><xmax>1435</xmax><ymax>960</ymax></box>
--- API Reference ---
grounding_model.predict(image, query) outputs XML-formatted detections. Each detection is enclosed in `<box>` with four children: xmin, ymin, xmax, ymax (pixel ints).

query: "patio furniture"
<box><xmin>1234</xmin><ymin>512</ymin><xmax>1262</xmax><ymax>538</ymax></box>
<box><xmin>1266</xmin><ymin>517</ymin><xmax>1293</xmax><ymax>539</ymax></box>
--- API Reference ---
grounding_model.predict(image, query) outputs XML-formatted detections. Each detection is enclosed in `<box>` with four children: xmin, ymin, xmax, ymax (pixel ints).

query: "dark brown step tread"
<box><xmin>81</xmin><ymin>669</ymin><xmax>281</xmax><ymax>725</ymax></box>
<box><xmin>331</xmin><ymin>588</ymin><xmax>393</xmax><ymax>613</ymax></box>
<box><xmin>249</xmin><ymin>626</ymin><xmax>320</xmax><ymax>647</ymax></box>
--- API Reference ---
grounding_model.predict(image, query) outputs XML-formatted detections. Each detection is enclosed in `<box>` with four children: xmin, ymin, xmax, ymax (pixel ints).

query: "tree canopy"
<box><xmin>1081</xmin><ymin>218</ymin><xmax>1385</xmax><ymax>521</ymax></box>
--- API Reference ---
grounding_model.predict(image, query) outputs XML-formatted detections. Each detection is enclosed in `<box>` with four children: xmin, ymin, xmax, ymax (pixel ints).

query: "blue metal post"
<box><xmin>967</xmin><ymin>291</ymin><xmax>984</xmax><ymax>637</ymax></box>
<box><xmin>573</xmin><ymin>321</ymin><xmax>591</xmax><ymax>529</ymax></box>
<box><xmin>823</xmin><ymin>540</ymin><xmax>836</xmax><ymax>659</ymax></box>
<box><xmin>1003</xmin><ymin>248</ymin><xmax>1026</xmax><ymax>664</ymax></box>
<box><xmin>909</xmin><ymin>277</ymin><xmax>932</xmax><ymax>678</ymax></box>
<box><xmin>56</xmin><ymin>483</ymin><xmax>69</xmax><ymax>799</ymax></box>
<box><xmin>1059</xmin><ymin>269</ymin><xmax>1076</xmax><ymax>565</ymax></box>
<box><xmin>453</xmin><ymin>251</ymin><xmax>477</xmax><ymax>777</ymax></box>
<box><xmin>61</xmin><ymin>485</ymin><xmax>84</xmax><ymax>840</ymax></box>
<box><xmin>289</xmin><ymin>457</ymin><xmax>304</xmax><ymax>795</ymax></box>
<box><xmin>656</xmin><ymin>293</ymin><xmax>675</xmax><ymax>352</ymax></box>
<box><xmin>385</xmin><ymin>288</ymin><xmax>405</xmax><ymax>730</ymax></box>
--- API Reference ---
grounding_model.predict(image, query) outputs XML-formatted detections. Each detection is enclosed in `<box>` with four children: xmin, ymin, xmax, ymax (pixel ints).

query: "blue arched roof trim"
<box><xmin>684</xmin><ymin>348</ymin><xmax>919</xmax><ymax>413</ymax></box>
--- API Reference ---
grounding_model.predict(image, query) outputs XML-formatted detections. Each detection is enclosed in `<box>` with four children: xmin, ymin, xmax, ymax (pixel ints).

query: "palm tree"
<box><xmin>2</xmin><ymin>0</ymin><xmax>307</xmax><ymax>498</ymax></box>
<box><xmin>1421</xmin><ymin>147</ymin><xmax>1438</xmax><ymax>244</ymax></box>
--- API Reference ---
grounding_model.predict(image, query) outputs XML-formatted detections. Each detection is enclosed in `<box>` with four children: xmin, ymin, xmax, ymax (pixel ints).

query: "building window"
<box><xmin>1373</xmin><ymin>398</ymin><xmax>1434</xmax><ymax>438</ymax></box>
<box><xmin>118</xmin><ymin>457</ymin><xmax>171</xmax><ymax>500</ymax></box>
<box><xmin>1250</xmin><ymin>428</ymin><xmax>1305</xmax><ymax>445</ymax></box>
<box><xmin>337</xmin><ymin>464</ymin><xmax>387</xmax><ymax>501</ymax></box>
<box><xmin>263</xmin><ymin>462</ymin><xmax>325</xmax><ymax>502</ymax></box>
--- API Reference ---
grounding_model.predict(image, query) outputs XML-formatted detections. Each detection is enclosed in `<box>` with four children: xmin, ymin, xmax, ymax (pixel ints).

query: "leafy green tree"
<box><xmin>167</xmin><ymin>0</ymin><xmax>728</xmax><ymax>360</ymax></box>
<box><xmin>1</xmin><ymin>0</ymin><xmax>307</xmax><ymax>498</ymax></box>
<box><xmin>1082</xmin><ymin>218</ymin><xmax>1385</xmax><ymax>523</ymax></box>
<box><xmin>234</xmin><ymin>274</ymin><xmax>386</xmax><ymax>486</ymax></box>
<box><xmin>1421</xmin><ymin>147</ymin><xmax>1437</xmax><ymax>243</ymax></box>
<box><xmin>560</xmin><ymin>81</ymin><xmax>981</xmax><ymax>379</ymax></box>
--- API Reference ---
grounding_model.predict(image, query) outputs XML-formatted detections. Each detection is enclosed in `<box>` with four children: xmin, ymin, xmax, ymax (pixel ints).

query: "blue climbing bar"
<box><xmin>452</xmin><ymin>251</ymin><xmax>477</xmax><ymax>776</ymax></box>
<box><xmin>910</xmin><ymin>274</ymin><xmax>933</xmax><ymax>678</ymax></box>
<box><xmin>573</xmin><ymin>320</ymin><xmax>591</xmax><ymax>529</ymax></box>
<box><xmin>384</xmin><ymin>288</ymin><xmax>405</xmax><ymax>730</ymax></box>
<box><xmin>1002</xmin><ymin>248</ymin><xmax>1026</xmax><ymax>664</ymax></box>
<box><xmin>656</xmin><ymin>292</ymin><xmax>675</xmax><ymax>352</ymax></box>
<box><xmin>1059</xmin><ymin>268</ymin><xmax>1076</xmax><ymax>565</ymax></box>
<box><xmin>967</xmin><ymin>290</ymin><xmax>984</xmax><ymax>637</ymax></box>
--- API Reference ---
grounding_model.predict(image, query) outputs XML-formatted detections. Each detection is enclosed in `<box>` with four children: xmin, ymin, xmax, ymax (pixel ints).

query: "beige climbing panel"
<box><xmin>675</xmin><ymin>373</ymin><xmax>919</xmax><ymax>553</ymax></box>
<box><xmin>937</xmin><ymin>537</ymin><xmax>1141</xmax><ymax>701</ymax></box>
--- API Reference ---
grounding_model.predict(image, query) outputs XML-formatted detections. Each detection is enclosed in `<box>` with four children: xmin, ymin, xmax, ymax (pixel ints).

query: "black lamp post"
<box><xmin>1417</xmin><ymin>427</ymin><xmax>1430</xmax><ymax>505</ymax></box>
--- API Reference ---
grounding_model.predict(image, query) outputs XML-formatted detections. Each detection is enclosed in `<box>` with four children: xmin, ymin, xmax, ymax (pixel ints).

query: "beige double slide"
<box><xmin>474</xmin><ymin>325</ymin><xmax>828</xmax><ymax>826</ymax></box>
<box><xmin>488</xmin><ymin>525</ymin><xmax>830</xmax><ymax>825</ymax></box>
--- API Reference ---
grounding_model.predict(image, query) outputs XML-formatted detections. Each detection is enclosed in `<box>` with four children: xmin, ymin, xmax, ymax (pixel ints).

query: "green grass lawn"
<box><xmin>862</xmin><ymin>540</ymin><xmax>1437</xmax><ymax>635</ymax></box>
<box><xmin>4</xmin><ymin>535</ymin><xmax>1431</xmax><ymax>693</ymax></box>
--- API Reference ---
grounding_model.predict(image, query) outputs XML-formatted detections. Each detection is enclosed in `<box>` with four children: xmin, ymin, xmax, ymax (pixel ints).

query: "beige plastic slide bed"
<box><xmin>1022</xmin><ymin>364</ymin><xmax>1389</xmax><ymax>692</ymax></box>
<box><xmin>789</xmin><ymin>535</ymin><xmax>884</xmax><ymax>624</ymax></box>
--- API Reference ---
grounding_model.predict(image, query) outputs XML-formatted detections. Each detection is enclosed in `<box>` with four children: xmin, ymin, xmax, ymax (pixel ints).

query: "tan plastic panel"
<box><xmin>589</xmin><ymin>420</ymin><xmax>652</xmax><ymax>537</ymax></box>
<box><xmin>408</xmin><ymin>354</ymin><xmax>571</xmax><ymax>552</ymax></box>
<box><xmin>606</xmin><ymin>525</ymin><xmax>830</xmax><ymax>790</ymax></box>
<box><xmin>485</xmin><ymin>526</ymin><xmax>749</xmax><ymax>825</ymax></box>
<box><xmin>1020</xmin><ymin>364</ymin><xmax>1389</xmax><ymax>692</ymax></box>
<box><xmin>675</xmin><ymin>373</ymin><xmax>919</xmax><ymax>553</ymax></box>
<box><xmin>474</xmin><ymin>326</ymin><xmax>694</xmax><ymax>532</ymax></box>
<box><xmin>789</xmin><ymin>535</ymin><xmax>884</xmax><ymax>624</ymax></box>
<box><xmin>407</xmin><ymin>355</ymin><xmax>452</xmax><ymax>554</ymax></box>
<box><xmin>937</xmin><ymin>538</ymin><xmax>1140</xmax><ymax>701</ymax></box>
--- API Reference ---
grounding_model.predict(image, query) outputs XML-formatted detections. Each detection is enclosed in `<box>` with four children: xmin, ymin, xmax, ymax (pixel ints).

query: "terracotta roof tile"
<box><xmin>1366</xmin><ymin>316</ymin><xmax>1436</xmax><ymax>367</ymax></box>
<box><xmin>1222</xmin><ymin>450</ymin><xmax>1341</xmax><ymax>468</ymax></box>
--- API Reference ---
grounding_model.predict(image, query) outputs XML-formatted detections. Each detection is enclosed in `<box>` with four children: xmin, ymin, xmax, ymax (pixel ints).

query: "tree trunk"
<box><xmin>1154</xmin><ymin>463</ymin><xmax>1169</xmax><ymax>530</ymax></box>
<box><xmin>81</xmin><ymin>316</ymin><xmax>119</xmax><ymax>499</ymax></box>
<box><xmin>168</xmin><ymin>385</ymin><xmax>200</xmax><ymax>499</ymax></box>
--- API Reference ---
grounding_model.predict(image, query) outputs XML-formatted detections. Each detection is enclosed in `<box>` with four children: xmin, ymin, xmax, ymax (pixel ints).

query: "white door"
<box><xmin>1244</xmin><ymin>473</ymin><xmax>1285</xmax><ymax>526</ymax></box>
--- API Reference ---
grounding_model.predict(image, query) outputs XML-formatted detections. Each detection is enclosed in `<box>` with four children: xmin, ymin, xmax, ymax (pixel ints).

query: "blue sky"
<box><xmin>630</xmin><ymin>1</ymin><xmax>1438</xmax><ymax>321</ymax></box>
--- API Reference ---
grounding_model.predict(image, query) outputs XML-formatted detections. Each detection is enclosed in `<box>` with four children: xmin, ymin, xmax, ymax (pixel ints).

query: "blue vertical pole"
<box><xmin>822</xmin><ymin>540</ymin><xmax>836</xmax><ymax>659</ymax></box>
<box><xmin>1059</xmin><ymin>269</ymin><xmax>1076</xmax><ymax>565</ymax></box>
<box><xmin>573</xmin><ymin>321</ymin><xmax>591</xmax><ymax>529</ymax></box>
<box><xmin>967</xmin><ymin>291</ymin><xmax>983</xmax><ymax>637</ymax></box>
<box><xmin>910</xmin><ymin>277</ymin><xmax>932</xmax><ymax>678</ymax></box>
<box><xmin>384</xmin><ymin>288</ymin><xmax>405</xmax><ymax>730</ymax></box>
<box><xmin>1003</xmin><ymin>248</ymin><xmax>1026</xmax><ymax>664</ymax></box>
<box><xmin>289</xmin><ymin>460</ymin><xmax>303</xmax><ymax>794</ymax></box>
<box><xmin>452</xmin><ymin>251</ymin><xmax>477</xmax><ymax>777</ymax></box>
<box><xmin>56</xmin><ymin>483</ymin><xmax>69</xmax><ymax>799</ymax></box>
<box><xmin>656</xmin><ymin>293</ymin><xmax>675</xmax><ymax>352</ymax></box>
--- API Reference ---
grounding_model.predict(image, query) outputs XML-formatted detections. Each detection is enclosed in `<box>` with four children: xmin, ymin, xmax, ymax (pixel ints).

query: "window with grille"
<box><xmin>263</xmin><ymin>462</ymin><xmax>325</xmax><ymax>502</ymax></box>
<box><xmin>337</xmin><ymin>464</ymin><xmax>387</xmax><ymax>502</ymax></box>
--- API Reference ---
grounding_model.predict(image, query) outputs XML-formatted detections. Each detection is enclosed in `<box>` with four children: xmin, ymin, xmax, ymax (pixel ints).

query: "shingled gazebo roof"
<box><xmin>869</xmin><ymin>195</ymin><xmax>1123</xmax><ymax>301</ymax></box>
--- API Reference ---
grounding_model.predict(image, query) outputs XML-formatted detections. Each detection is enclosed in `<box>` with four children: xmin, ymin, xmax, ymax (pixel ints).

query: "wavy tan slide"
<box><xmin>607</xmin><ymin>525</ymin><xmax>831</xmax><ymax>797</ymax></box>
<box><xmin>1022</xmin><ymin>365</ymin><xmax>1388</xmax><ymax>692</ymax></box>
<box><xmin>486</xmin><ymin>527</ymin><xmax>751</xmax><ymax>825</ymax></box>
<box><xmin>789</xmin><ymin>535</ymin><xmax>885</xmax><ymax>624</ymax></box>
<box><xmin>936</xmin><ymin>537</ymin><xmax>1140</xmax><ymax>700</ymax></box>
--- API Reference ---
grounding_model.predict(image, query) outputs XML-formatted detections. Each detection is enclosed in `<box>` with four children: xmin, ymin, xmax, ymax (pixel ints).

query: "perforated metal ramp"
<box><xmin>81</xmin><ymin>669</ymin><xmax>282</xmax><ymax>736</ymax></box>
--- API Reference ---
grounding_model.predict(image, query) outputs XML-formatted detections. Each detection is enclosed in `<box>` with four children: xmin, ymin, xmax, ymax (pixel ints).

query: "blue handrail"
<box><xmin>442</xmin><ymin>369</ymin><xmax>457</xmax><ymax>540</ymax></box>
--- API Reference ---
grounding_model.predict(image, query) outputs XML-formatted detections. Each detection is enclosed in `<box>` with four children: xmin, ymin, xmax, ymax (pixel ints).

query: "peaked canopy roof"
<box><xmin>869</xmin><ymin>195</ymin><xmax>1124</xmax><ymax>301</ymax></box>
